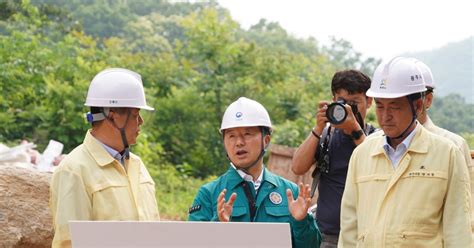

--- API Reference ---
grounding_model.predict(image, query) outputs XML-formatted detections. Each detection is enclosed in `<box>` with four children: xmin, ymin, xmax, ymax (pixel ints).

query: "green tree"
<box><xmin>323</xmin><ymin>36</ymin><xmax>380</xmax><ymax>76</ymax></box>
<box><xmin>429</xmin><ymin>93</ymin><xmax>474</xmax><ymax>134</ymax></box>
<box><xmin>242</xmin><ymin>19</ymin><xmax>320</xmax><ymax>57</ymax></box>
<box><xmin>0</xmin><ymin>1</ymin><xmax>104</xmax><ymax>150</ymax></box>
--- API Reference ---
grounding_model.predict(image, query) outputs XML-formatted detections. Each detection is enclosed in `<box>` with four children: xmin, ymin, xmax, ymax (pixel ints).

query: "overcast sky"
<box><xmin>218</xmin><ymin>0</ymin><xmax>474</xmax><ymax>61</ymax></box>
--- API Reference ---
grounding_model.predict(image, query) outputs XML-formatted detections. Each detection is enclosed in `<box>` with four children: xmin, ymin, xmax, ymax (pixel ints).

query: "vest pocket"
<box><xmin>356</xmin><ymin>230</ymin><xmax>372</xmax><ymax>248</ymax></box>
<box><xmin>265</xmin><ymin>206</ymin><xmax>289</xmax><ymax>222</ymax></box>
<box><xmin>395</xmin><ymin>227</ymin><xmax>440</xmax><ymax>247</ymax></box>
<box><xmin>400</xmin><ymin>230</ymin><xmax>436</xmax><ymax>239</ymax></box>
<box><xmin>230</xmin><ymin>206</ymin><xmax>247</xmax><ymax>221</ymax></box>
<box><xmin>139</xmin><ymin>181</ymin><xmax>159</xmax><ymax>220</ymax></box>
<box><xmin>265</xmin><ymin>206</ymin><xmax>289</xmax><ymax>216</ymax></box>
<box><xmin>355</xmin><ymin>174</ymin><xmax>390</xmax><ymax>216</ymax></box>
<box><xmin>356</xmin><ymin>174</ymin><xmax>391</xmax><ymax>183</ymax></box>
<box><xmin>90</xmin><ymin>180</ymin><xmax>128</xmax><ymax>193</ymax></box>
<box><xmin>400</xmin><ymin>171</ymin><xmax>448</xmax><ymax>210</ymax></box>
<box><xmin>90</xmin><ymin>180</ymin><xmax>130</xmax><ymax>219</ymax></box>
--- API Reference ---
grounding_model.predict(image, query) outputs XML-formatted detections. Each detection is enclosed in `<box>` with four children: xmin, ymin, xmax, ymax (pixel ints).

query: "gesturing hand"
<box><xmin>286</xmin><ymin>183</ymin><xmax>311</xmax><ymax>221</ymax></box>
<box><xmin>217</xmin><ymin>189</ymin><xmax>237</xmax><ymax>222</ymax></box>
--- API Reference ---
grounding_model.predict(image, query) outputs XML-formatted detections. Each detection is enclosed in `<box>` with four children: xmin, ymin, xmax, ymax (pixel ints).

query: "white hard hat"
<box><xmin>85</xmin><ymin>68</ymin><xmax>154</xmax><ymax>110</ymax></box>
<box><xmin>220</xmin><ymin>97</ymin><xmax>272</xmax><ymax>132</ymax></box>
<box><xmin>413</xmin><ymin>59</ymin><xmax>435</xmax><ymax>89</ymax></box>
<box><xmin>367</xmin><ymin>57</ymin><xmax>427</xmax><ymax>98</ymax></box>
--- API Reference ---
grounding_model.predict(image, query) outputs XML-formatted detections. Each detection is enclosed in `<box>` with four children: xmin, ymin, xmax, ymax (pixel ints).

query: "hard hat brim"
<box><xmin>220</xmin><ymin>123</ymin><xmax>272</xmax><ymax>133</ymax></box>
<box><xmin>139</xmin><ymin>105</ymin><xmax>155</xmax><ymax>111</ymax></box>
<box><xmin>366</xmin><ymin>88</ymin><xmax>426</xmax><ymax>99</ymax></box>
<box><xmin>84</xmin><ymin>103</ymin><xmax>155</xmax><ymax>111</ymax></box>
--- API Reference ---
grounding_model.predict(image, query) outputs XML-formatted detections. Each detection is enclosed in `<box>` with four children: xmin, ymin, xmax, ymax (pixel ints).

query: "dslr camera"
<box><xmin>325</xmin><ymin>99</ymin><xmax>359</xmax><ymax>125</ymax></box>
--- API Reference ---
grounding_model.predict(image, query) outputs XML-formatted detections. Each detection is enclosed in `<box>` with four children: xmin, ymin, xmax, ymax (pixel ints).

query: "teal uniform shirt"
<box><xmin>188</xmin><ymin>166</ymin><xmax>321</xmax><ymax>248</ymax></box>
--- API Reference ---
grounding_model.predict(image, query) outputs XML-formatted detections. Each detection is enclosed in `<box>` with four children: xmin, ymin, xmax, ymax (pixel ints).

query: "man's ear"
<box><xmin>366</xmin><ymin>97</ymin><xmax>373</xmax><ymax>108</ymax></box>
<box><xmin>415</xmin><ymin>98</ymin><xmax>424</xmax><ymax>116</ymax></box>
<box><xmin>264</xmin><ymin>134</ymin><xmax>271</xmax><ymax>149</ymax></box>
<box><xmin>424</xmin><ymin>92</ymin><xmax>434</xmax><ymax>110</ymax></box>
<box><xmin>107</xmin><ymin>109</ymin><xmax>117</xmax><ymax>121</ymax></box>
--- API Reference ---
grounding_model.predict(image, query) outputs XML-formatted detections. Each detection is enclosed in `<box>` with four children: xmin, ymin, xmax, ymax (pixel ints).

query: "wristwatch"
<box><xmin>350</xmin><ymin>130</ymin><xmax>364</xmax><ymax>140</ymax></box>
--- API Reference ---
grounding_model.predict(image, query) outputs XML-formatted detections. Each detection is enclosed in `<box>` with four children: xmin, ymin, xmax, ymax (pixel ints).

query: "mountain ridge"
<box><xmin>403</xmin><ymin>36</ymin><xmax>473</xmax><ymax>103</ymax></box>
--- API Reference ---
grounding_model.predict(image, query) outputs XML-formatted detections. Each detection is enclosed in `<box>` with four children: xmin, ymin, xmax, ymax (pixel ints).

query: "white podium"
<box><xmin>70</xmin><ymin>221</ymin><xmax>292</xmax><ymax>248</ymax></box>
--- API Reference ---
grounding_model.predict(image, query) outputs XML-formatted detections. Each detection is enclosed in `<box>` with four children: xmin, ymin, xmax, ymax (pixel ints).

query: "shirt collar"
<box><xmin>84</xmin><ymin>130</ymin><xmax>114</xmax><ymax>166</ymax></box>
<box><xmin>99</xmin><ymin>142</ymin><xmax>125</xmax><ymax>165</ymax></box>
<box><xmin>231</xmin><ymin>163</ymin><xmax>264</xmax><ymax>190</ymax></box>
<box><xmin>226</xmin><ymin>166</ymin><xmax>278</xmax><ymax>191</ymax></box>
<box><xmin>100</xmin><ymin>142</ymin><xmax>120</xmax><ymax>159</ymax></box>
<box><xmin>383</xmin><ymin>122</ymin><xmax>418</xmax><ymax>152</ymax></box>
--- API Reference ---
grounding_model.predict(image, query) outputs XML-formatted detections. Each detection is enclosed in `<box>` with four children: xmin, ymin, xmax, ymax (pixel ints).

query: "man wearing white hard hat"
<box><xmin>414</xmin><ymin>59</ymin><xmax>474</xmax><ymax>236</ymax></box>
<box><xmin>49</xmin><ymin>68</ymin><xmax>160</xmax><ymax>248</ymax></box>
<box><xmin>414</xmin><ymin>59</ymin><xmax>472</xmax><ymax>168</ymax></box>
<box><xmin>188</xmin><ymin>97</ymin><xmax>321</xmax><ymax>248</ymax></box>
<box><xmin>338</xmin><ymin>57</ymin><xmax>471</xmax><ymax>247</ymax></box>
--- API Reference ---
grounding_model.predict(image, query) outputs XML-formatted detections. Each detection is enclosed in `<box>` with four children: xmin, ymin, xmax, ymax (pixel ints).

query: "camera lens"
<box><xmin>326</xmin><ymin>102</ymin><xmax>347</xmax><ymax>124</ymax></box>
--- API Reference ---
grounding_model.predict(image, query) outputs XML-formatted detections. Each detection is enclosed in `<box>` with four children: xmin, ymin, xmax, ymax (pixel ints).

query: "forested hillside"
<box><xmin>403</xmin><ymin>37</ymin><xmax>473</xmax><ymax>134</ymax></box>
<box><xmin>404</xmin><ymin>36</ymin><xmax>473</xmax><ymax>103</ymax></box>
<box><xmin>0</xmin><ymin>0</ymin><xmax>470</xmax><ymax>219</ymax></box>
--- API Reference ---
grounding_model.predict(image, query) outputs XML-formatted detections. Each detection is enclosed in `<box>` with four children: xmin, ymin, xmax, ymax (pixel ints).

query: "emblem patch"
<box><xmin>269</xmin><ymin>192</ymin><xmax>282</xmax><ymax>205</ymax></box>
<box><xmin>188</xmin><ymin>205</ymin><xmax>201</xmax><ymax>214</ymax></box>
<box><xmin>379</xmin><ymin>79</ymin><xmax>387</xmax><ymax>89</ymax></box>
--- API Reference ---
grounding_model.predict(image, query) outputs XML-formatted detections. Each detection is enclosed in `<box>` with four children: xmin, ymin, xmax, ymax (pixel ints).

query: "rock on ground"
<box><xmin>0</xmin><ymin>165</ymin><xmax>53</xmax><ymax>247</ymax></box>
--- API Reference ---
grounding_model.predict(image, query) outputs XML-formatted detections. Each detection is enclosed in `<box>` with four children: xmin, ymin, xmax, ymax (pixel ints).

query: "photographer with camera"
<box><xmin>291</xmin><ymin>70</ymin><xmax>375</xmax><ymax>248</ymax></box>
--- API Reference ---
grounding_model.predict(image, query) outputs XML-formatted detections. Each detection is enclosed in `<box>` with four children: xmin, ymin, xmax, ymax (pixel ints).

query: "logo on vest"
<box><xmin>269</xmin><ymin>192</ymin><xmax>282</xmax><ymax>205</ymax></box>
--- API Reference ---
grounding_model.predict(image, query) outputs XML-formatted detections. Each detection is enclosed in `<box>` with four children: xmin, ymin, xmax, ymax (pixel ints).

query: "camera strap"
<box><xmin>310</xmin><ymin>170</ymin><xmax>321</xmax><ymax>198</ymax></box>
<box><xmin>310</xmin><ymin>125</ymin><xmax>332</xmax><ymax>198</ymax></box>
<box><xmin>355</xmin><ymin>112</ymin><xmax>364</xmax><ymax>131</ymax></box>
<box><xmin>310</xmin><ymin>122</ymin><xmax>376</xmax><ymax>199</ymax></box>
<box><xmin>365</xmin><ymin>123</ymin><xmax>376</xmax><ymax>135</ymax></box>
<box><xmin>350</xmin><ymin>104</ymin><xmax>365</xmax><ymax>132</ymax></box>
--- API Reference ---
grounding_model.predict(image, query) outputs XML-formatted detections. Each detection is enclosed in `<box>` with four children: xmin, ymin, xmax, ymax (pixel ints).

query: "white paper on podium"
<box><xmin>70</xmin><ymin>220</ymin><xmax>292</xmax><ymax>248</ymax></box>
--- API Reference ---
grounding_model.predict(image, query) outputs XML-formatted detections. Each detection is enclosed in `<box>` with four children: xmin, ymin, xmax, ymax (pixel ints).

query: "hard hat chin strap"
<box><xmin>106</xmin><ymin>109</ymin><xmax>132</xmax><ymax>160</ymax></box>
<box><xmin>239</xmin><ymin>144</ymin><xmax>268</xmax><ymax>174</ymax></box>
<box><xmin>118</xmin><ymin>128</ymin><xmax>130</xmax><ymax>160</ymax></box>
<box><xmin>387</xmin><ymin>96</ymin><xmax>418</xmax><ymax>141</ymax></box>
